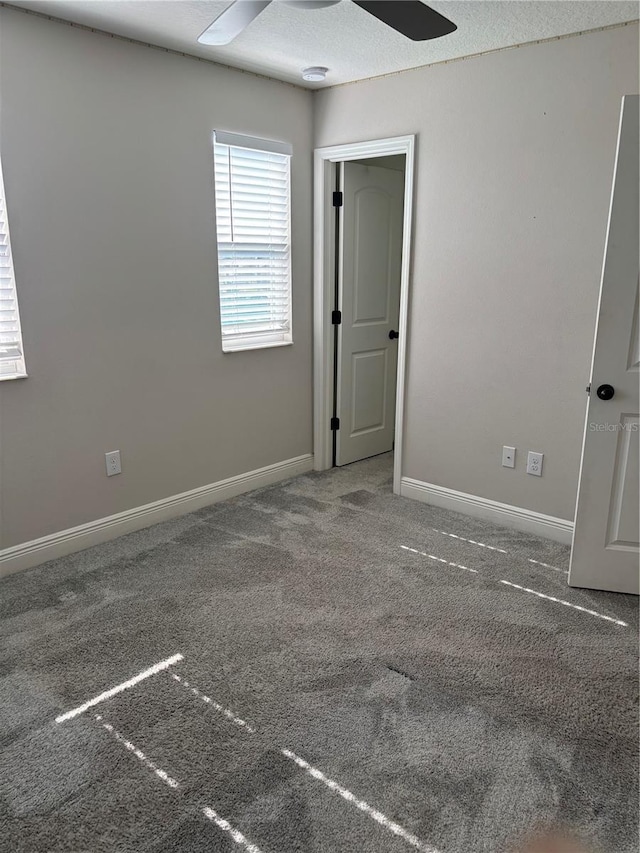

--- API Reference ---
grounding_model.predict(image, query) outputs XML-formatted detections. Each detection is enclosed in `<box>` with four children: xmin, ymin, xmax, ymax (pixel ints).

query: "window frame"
<box><xmin>213</xmin><ymin>131</ymin><xmax>293</xmax><ymax>354</ymax></box>
<box><xmin>0</xmin><ymin>157</ymin><xmax>27</xmax><ymax>381</ymax></box>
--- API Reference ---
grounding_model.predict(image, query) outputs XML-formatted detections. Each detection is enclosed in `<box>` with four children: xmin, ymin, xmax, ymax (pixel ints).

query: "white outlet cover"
<box><xmin>502</xmin><ymin>446</ymin><xmax>516</xmax><ymax>468</ymax></box>
<box><xmin>105</xmin><ymin>450</ymin><xmax>122</xmax><ymax>476</ymax></box>
<box><xmin>526</xmin><ymin>451</ymin><xmax>543</xmax><ymax>476</ymax></box>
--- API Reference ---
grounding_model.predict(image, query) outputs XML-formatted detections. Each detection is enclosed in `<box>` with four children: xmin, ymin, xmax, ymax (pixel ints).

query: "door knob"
<box><xmin>389</xmin><ymin>330</ymin><xmax>399</xmax><ymax>340</ymax></box>
<box><xmin>596</xmin><ymin>384</ymin><xmax>615</xmax><ymax>400</ymax></box>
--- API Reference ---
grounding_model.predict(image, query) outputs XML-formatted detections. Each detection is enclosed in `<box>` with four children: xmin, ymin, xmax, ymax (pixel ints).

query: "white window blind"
<box><xmin>213</xmin><ymin>132</ymin><xmax>292</xmax><ymax>352</ymax></box>
<box><xmin>0</xmin><ymin>159</ymin><xmax>26</xmax><ymax>380</ymax></box>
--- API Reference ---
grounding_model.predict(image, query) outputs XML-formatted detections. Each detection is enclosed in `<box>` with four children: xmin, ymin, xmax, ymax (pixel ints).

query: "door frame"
<box><xmin>313</xmin><ymin>135</ymin><xmax>415</xmax><ymax>493</ymax></box>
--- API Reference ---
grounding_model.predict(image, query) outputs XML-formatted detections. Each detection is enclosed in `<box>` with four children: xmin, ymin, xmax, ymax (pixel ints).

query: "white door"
<box><xmin>335</xmin><ymin>162</ymin><xmax>404</xmax><ymax>466</ymax></box>
<box><xmin>569</xmin><ymin>95</ymin><xmax>639</xmax><ymax>595</ymax></box>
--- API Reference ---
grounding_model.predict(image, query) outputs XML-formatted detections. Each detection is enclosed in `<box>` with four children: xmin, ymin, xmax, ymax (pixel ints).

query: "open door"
<box><xmin>335</xmin><ymin>161</ymin><xmax>404</xmax><ymax>466</ymax></box>
<box><xmin>569</xmin><ymin>95</ymin><xmax>639</xmax><ymax>595</ymax></box>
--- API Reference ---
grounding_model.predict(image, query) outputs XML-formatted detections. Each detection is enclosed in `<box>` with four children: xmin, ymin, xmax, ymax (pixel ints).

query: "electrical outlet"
<box><xmin>526</xmin><ymin>451</ymin><xmax>543</xmax><ymax>476</ymax></box>
<box><xmin>502</xmin><ymin>446</ymin><xmax>516</xmax><ymax>468</ymax></box>
<box><xmin>105</xmin><ymin>450</ymin><xmax>121</xmax><ymax>476</ymax></box>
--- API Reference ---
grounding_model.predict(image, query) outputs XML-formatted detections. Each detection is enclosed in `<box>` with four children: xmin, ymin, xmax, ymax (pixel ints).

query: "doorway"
<box><xmin>313</xmin><ymin>136</ymin><xmax>415</xmax><ymax>493</ymax></box>
<box><xmin>333</xmin><ymin>155</ymin><xmax>405</xmax><ymax>466</ymax></box>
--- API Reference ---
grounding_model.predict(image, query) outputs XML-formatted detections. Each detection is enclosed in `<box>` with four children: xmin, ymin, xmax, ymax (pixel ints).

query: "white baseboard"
<box><xmin>400</xmin><ymin>477</ymin><xmax>573</xmax><ymax>544</ymax></box>
<box><xmin>0</xmin><ymin>454</ymin><xmax>314</xmax><ymax>577</ymax></box>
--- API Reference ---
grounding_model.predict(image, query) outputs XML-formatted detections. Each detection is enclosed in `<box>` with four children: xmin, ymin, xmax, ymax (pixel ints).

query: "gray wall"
<box><xmin>316</xmin><ymin>23</ymin><xmax>639</xmax><ymax>522</ymax></box>
<box><xmin>0</xmin><ymin>8</ymin><xmax>313</xmax><ymax>548</ymax></box>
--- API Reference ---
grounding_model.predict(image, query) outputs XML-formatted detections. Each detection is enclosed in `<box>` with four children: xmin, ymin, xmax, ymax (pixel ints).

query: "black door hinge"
<box><xmin>586</xmin><ymin>383</ymin><xmax>591</xmax><ymax>395</ymax></box>
<box><xmin>332</xmin><ymin>309</ymin><xmax>342</xmax><ymax>325</ymax></box>
<box><xmin>332</xmin><ymin>191</ymin><xmax>343</xmax><ymax>207</ymax></box>
<box><xmin>330</xmin><ymin>417</ymin><xmax>340</xmax><ymax>430</ymax></box>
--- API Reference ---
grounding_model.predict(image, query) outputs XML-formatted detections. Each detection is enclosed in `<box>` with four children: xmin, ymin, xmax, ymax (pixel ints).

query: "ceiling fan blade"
<box><xmin>198</xmin><ymin>0</ymin><xmax>272</xmax><ymax>45</ymax></box>
<box><xmin>352</xmin><ymin>1</ymin><xmax>456</xmax><ymax>41</ymax></box>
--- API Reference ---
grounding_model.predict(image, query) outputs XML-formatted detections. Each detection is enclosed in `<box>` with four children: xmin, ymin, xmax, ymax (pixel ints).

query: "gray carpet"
<box><xmin>0</xmin><ymin>453</ymin><xmax>637</xmax><ymax>853</ymax></box>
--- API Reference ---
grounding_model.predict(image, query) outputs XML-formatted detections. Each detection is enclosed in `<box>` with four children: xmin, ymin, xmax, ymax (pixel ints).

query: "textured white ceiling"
<box><xmin>9</xmin><ymin>0</ymin><xmax>639</xmax><ymax>87</ymax></box>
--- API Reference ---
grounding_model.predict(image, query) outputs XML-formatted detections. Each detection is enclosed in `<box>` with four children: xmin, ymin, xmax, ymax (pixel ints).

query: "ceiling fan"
<box><xmin>198</xmin><ymin>0</ymin><xmax>457</xmax><ymax>46</ymax></box>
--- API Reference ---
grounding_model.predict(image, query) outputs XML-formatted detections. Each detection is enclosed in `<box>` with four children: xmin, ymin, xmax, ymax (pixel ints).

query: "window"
<box><xmin>0</xmin><ymin>158</ymin><xmax>26</xmax><ymax>380</ymax></box>
<box><xmin>213</xmin><ymin>131</ymin><xmax>292</xmax><ymax>352</ymax></box>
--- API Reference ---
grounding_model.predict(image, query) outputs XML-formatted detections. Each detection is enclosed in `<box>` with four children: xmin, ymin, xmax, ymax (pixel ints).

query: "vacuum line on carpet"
<box><xmin>202</xmin><ymin>807</ymin><xmax>265</xmax><ymax>853</ymax></box>
<box><xmin>433</xmin><ymin>530</ymin><xmax>570</xmax><ymax>575</ymax></box>
<box><xmin>55</xmin><ymin>653</ymin><xmax>184</xmax><ymax>723</ymax></box>
<box><xmin>401</xmin><ymin>545</ymin><xmax>478</xmax><ymax>574</ymax></box>
<box><xmin>281</xmin><ymin>749</ymin><xmax>440</xmax><ymax>853</ymax></box>
<box><xmin>95</xmin><ymin>713</ymin><xmax>264</xmax><ymax>851</ymax></box>
<box><xmin>169</xmin><ymin>669</ymin><xmax>438</xmax><ymax>853</ymax></box>
<box><xmin>499</xmin><ymin>581</ymin><xmax>628</xmax><ymax>626</ymax></box>
<box><xmin>95</xmin><ymin>714</ymin><xmax>179</xmax><ymax>789</ymax></box>
<box><xmin>170</xmin><ymin>672</ymin><xmax>255</xmax><ymax>733</ymax></box>
<box><xmin>432</xmin><ymin>529</ymin><xmax>507</xmax><ymax>553</ymax></box>
<box><xmin>527</xmin><ymin>558</ymin><xmax>568</xmax><ymax>574</ymax></box>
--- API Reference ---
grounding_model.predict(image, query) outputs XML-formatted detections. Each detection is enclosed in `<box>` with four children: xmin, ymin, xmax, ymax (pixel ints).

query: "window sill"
<box><xmin>222</xmin><ymin>337</ymin><xmax>293</xmax><ymax>353</ymax></box>
<box><xmin>0</xmin><ymin>372</ymin><xmax>28</xmax><ymax>382</ymax></box>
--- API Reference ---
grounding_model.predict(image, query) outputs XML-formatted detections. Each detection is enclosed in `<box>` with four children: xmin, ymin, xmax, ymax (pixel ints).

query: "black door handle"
<box><xmin>596</xmin><ymin>384</ymin><xmax>615</xmax><ymax>400</ymax></box>
<box><xmin>389</xmin><ymin>330</ymin><xmax>399</xmax><ymax>340</ymax></box>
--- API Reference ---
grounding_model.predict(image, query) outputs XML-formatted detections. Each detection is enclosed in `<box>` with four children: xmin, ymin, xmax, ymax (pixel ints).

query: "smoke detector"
<box><xmin>302</xmin><ymin>66</ymin><xmax>328</xmax><ymax>82</ymax></box>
